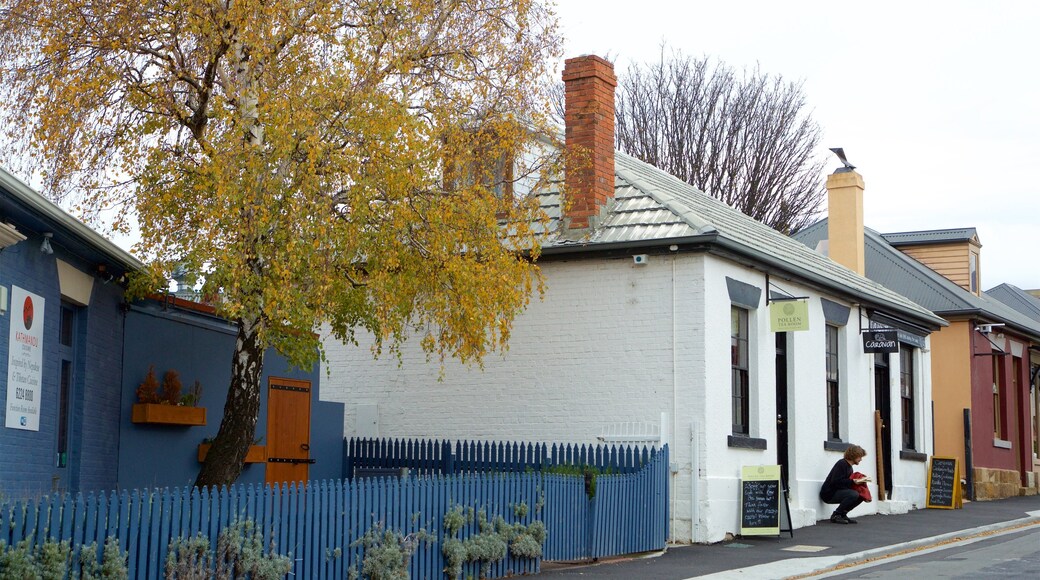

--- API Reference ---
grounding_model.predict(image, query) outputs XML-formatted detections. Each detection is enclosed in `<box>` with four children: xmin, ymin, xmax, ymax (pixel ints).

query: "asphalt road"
<box><xmin>822</xmin><ymin>526</ymin><xmax>1040</xmax><ymax>579</ymax></box>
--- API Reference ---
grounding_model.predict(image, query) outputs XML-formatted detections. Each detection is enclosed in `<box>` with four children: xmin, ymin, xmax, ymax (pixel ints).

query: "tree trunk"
<box><xmin>194</xmin><ymin>315</ymin><xmax>266</xmax><ymax>488</ymax></box>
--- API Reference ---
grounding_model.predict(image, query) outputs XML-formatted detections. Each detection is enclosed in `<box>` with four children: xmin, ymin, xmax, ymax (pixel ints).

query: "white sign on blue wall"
<box><xmin>5</xmin><ymin>286</ymin><xmax>44</xmax><ymax>431</ymax></box>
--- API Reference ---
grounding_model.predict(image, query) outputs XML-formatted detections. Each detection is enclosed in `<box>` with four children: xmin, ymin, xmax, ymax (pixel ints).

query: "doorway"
<box><xmin>874</xmin><ymin>353</ymin><xmax>893</xmax><ymax>497</ymax></box>
<box><xmin>265</xmin><ymin>377</ymin><xmax>313</xmax><ymax>486</ymax></box>
<box><xmin>775</xmin><ymin>332</ymin><xmax>790</xmax><ymax>485</ymax></box>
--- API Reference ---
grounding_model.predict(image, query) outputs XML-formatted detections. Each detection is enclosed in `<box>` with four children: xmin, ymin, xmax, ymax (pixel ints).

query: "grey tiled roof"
<box><xmin>986</xmin><ymin>283</ymin><xmax>1040</xmax><ymax>323</ymax></box>
<box><xmin>880</xmin><ymin>228</ymin><xmax>979</xmax><ymax>247</ymax></box>
<box><xmin>794</xmin><ymin>219</ymin><xmax>1040</xmax><ymax>340</ymax></box>
<box><xmin>536</xmin><ymin>152</ymin><xmax>944</xmax><ymax>329</ymax></box>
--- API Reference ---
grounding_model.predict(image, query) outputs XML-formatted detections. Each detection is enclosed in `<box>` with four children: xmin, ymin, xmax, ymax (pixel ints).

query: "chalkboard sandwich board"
<box><xmin>740</xmin><ymin>465</ymin><xmax>782</xmax><ymax>536</ymax></box>
<box><xmin>926</xmin><ymin>456</ymin><xmax>960</xmax><ymax>509</ymax></box>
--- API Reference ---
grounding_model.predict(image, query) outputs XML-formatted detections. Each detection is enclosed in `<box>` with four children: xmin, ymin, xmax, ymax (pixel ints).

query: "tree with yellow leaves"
<box><xmin>0</xmin><ymin>0</ymin><xmax>562</xmax><ymax>487</ymax></box>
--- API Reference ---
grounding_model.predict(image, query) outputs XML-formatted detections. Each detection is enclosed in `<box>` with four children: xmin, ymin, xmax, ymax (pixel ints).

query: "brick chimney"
<box><xmin>826</xmin><ymin>169</ymin><xmax>866</xmax><ymax>275</ymax></box>
<box><xmin>563</xmin><ymin>55</ymin><xmax>616</xmax><ymax>232</ymax></box>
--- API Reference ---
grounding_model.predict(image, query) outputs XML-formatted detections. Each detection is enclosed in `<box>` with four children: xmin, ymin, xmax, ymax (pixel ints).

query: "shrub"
<box><xmin>0</xmin><ymin>537</ymin><xmax>127</xmax><ymax>580</ymax></box>
<box><xmin>351</xmin><ymin>522</ymin><xmax>430</xmax><ymax>580</ymax></box>
<box><xmin>135</xmin><ymin>366</ymin><xmax>161</xmax><ymax>404</ymax></box>
<box><xmin>161</xmin><ymin>370</ymin><xmax>183</xmax><ymax>406</ymax></box>
<box><xmin>165</xmin><ymin>520</ymin><xmax>291</xmax><ymax>580</ymax></box>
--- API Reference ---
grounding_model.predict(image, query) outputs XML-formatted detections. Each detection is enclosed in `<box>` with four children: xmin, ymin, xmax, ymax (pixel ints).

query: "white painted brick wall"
<box><xmin>321</xmin><ymin>251</ymin><xmax>934</xmax><ymax>543</ymax></box>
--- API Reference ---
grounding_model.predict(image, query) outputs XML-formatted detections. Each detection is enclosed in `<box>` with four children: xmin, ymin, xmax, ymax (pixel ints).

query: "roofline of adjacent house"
<box><xmin>539</xmin><ymin>233</ymin><xmax>947</xmax><ymax>331</ymax></box>
<box><xmin>0</xmin><ymin>168</ymin><xmax>143</xmax><ymax>272</ymax></box>
<box><xmin>925</xmin><ymin>308</ymin><xmax>1040</xmax><ymax>342</ymax></box>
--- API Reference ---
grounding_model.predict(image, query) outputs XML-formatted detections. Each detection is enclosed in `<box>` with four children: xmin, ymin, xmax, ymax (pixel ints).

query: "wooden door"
<box><xmin>265</xmin><ymin>377</ymin><xmax>312</xmax><ymax>486</ymax></box>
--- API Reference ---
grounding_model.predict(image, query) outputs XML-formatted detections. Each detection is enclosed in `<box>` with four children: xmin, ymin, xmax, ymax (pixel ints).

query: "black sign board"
<box><xmin>863</xmin><ymin>329</ymin><xmax>899</xmax><ymax>353</ymax></box>
<box><xmin>741</xmin><ymin>479</ymin><xmax>780</xmax><ymax>531</ymax></box>
<box><xmin>926</xmin><ymin>456</ymin><xmax>960</xmax><ymax>509</ymax></box>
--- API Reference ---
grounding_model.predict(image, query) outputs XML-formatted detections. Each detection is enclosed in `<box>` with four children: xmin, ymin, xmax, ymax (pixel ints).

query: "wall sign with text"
<box><xmin>769</xmin><ymin>300</ymin><xmax>809</xmax><ymax>332</ymax></box>
<box><xmin>6</xmin><ymin>286</ymin><xmax>44</xmax><ymax>431</ymax></box>
<box><xmin>862</xmin><ymin>329</ymin><xmax>898</xmax><ymax>353</ymax></box>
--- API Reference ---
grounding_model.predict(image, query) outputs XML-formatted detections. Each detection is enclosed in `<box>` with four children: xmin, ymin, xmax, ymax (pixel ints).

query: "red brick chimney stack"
<box><xmin>563</xmin><ymin>55</ymin><xmax>616</xmax><ymax>231</ymax></box>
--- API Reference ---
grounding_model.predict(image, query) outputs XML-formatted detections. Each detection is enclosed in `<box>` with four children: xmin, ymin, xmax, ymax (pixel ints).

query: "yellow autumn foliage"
<box><xmin>0</xmin><ymin>0</ymin><xmax>563</xmax><ymax>367</ymax></box>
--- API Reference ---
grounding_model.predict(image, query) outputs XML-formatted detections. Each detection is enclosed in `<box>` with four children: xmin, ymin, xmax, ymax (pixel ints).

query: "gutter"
<box><xmin>538</xmin><ymin>232</ymin><xmax>719</xmax><ymax>257</ymax></box>
<box><xmin>0</xmin><ymin>168</ymin><xmax>143</xmax><ymax>272</ymax></box>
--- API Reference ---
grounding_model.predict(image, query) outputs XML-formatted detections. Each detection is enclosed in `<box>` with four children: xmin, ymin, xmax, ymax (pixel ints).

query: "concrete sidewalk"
<box><xmin>538</xmin><ymin>494</ymin><xmax>1040</xmax><ymax>579</ymax></box>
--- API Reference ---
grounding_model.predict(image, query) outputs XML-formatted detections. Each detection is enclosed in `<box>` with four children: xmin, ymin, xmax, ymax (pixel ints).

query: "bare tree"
<box><xmin>613</xmin><ymin>51</ymin><xmax>825</xmax><ymax>234</ymax></box>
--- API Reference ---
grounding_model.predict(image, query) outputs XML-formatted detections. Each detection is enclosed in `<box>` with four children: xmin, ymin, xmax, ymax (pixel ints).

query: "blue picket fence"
<box><xmin>344</xmin><ymin>437</ymin><xmax>654</xmax><ymax>478</ymax></box>
<box><xmin>0</xmin><ymin>445</ymin><xmax>668</xmax><ymax>578</ymax></box>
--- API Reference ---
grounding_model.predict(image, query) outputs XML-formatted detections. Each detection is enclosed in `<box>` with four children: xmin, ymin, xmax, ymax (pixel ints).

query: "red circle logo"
<box><xmin>23</xmin><ymin>296</ymin><xmax>33</xmax><ymax>330</ymax></box>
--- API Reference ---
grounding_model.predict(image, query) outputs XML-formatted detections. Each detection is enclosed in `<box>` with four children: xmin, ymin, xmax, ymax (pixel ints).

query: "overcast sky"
<box><xmin>553</xmin><ymin>0</ymin><xmax>1039</xmax><ymax>290</ymax></box>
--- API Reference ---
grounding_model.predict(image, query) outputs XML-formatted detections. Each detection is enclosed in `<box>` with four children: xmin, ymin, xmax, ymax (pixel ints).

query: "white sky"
<box><xmin>553</xmin><ymin>0</ymin><xmax>1039</xmax><ymax>290</ymax></box>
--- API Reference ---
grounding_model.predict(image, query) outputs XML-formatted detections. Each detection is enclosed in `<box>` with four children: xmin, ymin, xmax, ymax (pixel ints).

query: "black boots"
<box><xmin>830</xmin><ymin>511</ymin><xmax>858</xmax><ymax>524</ymax></box>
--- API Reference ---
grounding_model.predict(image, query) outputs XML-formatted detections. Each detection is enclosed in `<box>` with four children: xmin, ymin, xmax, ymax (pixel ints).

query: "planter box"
<box><xmin>131</xmin><ymin>403</ymin><xmax>206</xmax><ymax>426</ymax></box>
<box><xmin>197</xmin><ymin>443</ymin><xmax>267</xmax><ymax>464</ymax></box>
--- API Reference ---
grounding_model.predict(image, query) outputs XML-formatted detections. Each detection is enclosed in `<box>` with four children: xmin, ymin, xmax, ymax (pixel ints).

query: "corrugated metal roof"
<box><xmin>881</xmin><ymin>228</ymin><xmax>980</xmax><ymax>247</ymax></box>
<box><xmin>794</xmin><ymin>219</ymin><xmax>1040</xmax><ymax>340</ymax></box>
<box><xmin>536</xmin><ymin>153</ymin><xmax>944</xmax><ymax>329</ymax></box>
<box><xmin>986</xmin><ymin>283</ymin><xmax>1040</xmax><ymax>323</ymax></box>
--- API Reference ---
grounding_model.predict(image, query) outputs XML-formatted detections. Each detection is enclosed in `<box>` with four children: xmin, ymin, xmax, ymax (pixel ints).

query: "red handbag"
<box><xmin>852</xmin><ymin>471</ymin><xmax>872</xmax><ymax>502</ymax></box>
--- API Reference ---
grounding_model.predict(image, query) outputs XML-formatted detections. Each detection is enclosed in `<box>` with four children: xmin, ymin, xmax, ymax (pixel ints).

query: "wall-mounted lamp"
<box><xmin>96</xmin><ymin>264</ymin><xmax>115</xmax><ymax>284</ymax></box>
<box><xmin>40</xmin><ymin>232</ymin><xmax>54</xmax><ymax>255</ymax></box>
<box><xmin>974</xmin><ymin>323</ymin><xmax>1005</xmax><ymax>335</ymax></box>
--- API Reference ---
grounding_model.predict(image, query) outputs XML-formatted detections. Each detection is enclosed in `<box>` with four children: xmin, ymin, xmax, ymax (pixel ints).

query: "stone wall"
<box><xmin>973</xmin><ymin>466</ymin><xmax>1038</xmax><ymax>499</ymax></box>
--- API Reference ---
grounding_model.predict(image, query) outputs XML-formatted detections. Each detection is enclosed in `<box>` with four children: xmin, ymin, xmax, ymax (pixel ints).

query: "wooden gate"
<box><xmin>265</xmin><ymin>377</ymin><xmax>312</xmax><ymax>485</ymax></box>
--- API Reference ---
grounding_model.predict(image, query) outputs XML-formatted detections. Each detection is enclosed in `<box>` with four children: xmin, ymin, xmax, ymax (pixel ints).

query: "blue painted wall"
<box><xmin>0</xmin><ymin>232</ymin><xmax>126</xmax><ymax>497</ymax></box>
<box><xmin>117</xmin><ymin>300</ymin><xmax>344</xmax><ymax>489</ymax></box>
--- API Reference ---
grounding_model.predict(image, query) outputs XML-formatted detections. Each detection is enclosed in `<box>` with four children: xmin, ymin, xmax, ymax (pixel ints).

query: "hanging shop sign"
<box><xmin>862</xmin><ymin>329</ymin><xmax>898</xmax><ymax>353</ymax></box>
<box><xmin>769</xmin><ymin>300</ymin><xmax>809</xmax><ymax>332</ymax></box>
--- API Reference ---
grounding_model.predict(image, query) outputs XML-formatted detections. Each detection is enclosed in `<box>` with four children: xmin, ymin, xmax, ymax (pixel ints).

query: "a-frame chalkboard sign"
<box><xmin>739</xmin><ymin>464</ymin><xmax>793</xmax><ymax>537</ymax></box>
<box><xmin>926</xmin><ymin>456</ymin><xmax>961</xmax><ymax>509</ymax></box>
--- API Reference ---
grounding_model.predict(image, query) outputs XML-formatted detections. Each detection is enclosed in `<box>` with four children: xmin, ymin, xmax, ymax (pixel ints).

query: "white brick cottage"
<box><xmin>321</xmin><ymin>56</ymin><xmax>946</xmax><ymax>543</ymax></box>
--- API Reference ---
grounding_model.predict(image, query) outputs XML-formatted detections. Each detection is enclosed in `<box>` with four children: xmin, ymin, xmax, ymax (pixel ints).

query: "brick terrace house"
<box><xmin>321</xmin><ymin>55</ymin><xmax>947</xmax><ymax>542</ymax></box>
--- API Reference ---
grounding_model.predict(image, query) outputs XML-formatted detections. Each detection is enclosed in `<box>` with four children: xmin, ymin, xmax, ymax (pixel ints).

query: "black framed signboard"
<box><xmin>926</xmin><ymin>456</ymin><xmax>961</xmax><ymax>509</ymax></box>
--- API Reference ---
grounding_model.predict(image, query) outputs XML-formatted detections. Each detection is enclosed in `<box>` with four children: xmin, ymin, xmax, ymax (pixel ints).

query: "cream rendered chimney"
<box><xmin>826</xmin><ymin>169</ymin><xmax>866</xmax><ymax>275</ymax></box>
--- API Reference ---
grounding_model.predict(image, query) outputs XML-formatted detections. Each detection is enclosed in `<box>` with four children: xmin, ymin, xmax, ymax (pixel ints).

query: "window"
<box><xmin>1032</xmin><ymin>363</ymin><xmax>1039</xmax><ymax>458</ymax></box>
<box><xmin>825</xmin><ymin>325</ymin><xmax>840</xmax><ymax>440</ymax></box>
<box><xmin>442</xmin><ymin>130</ymin><xmax>515</xmax><ymax>202</ymax></box>
<box><xmin>900</xmin><ymin>345</ymin><xmax>916</xmax><ymax>450</ymax></box>
<box><xmin>56</xmin><ymin>304</ymin><xmax>76</xmax><ymax>468</ymax></box>
<box><xmin>969</xmin><ymin>252</ymin><xmax>978</xmax><ymax>294</ymax></box>
<box><xmin>731</xmin><ymin>307</ymin><xmax>750</xmax><ymax>435</ymax></box>
<box><xmin>993</xmin><ymin>356</ymin><xmax>1006</xmax><ymax>439</ymax></box>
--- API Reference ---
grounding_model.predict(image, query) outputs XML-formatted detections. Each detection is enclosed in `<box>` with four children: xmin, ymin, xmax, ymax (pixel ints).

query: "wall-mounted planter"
<box><xmin>197</xmin><ymin>443</ymin><xmax>267</xmax><ymax>464</ymax></box>
<box><xmin>131</xmin><ymin>403</ymin><xmax>206</xmax><ymax>426</ymax></box>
